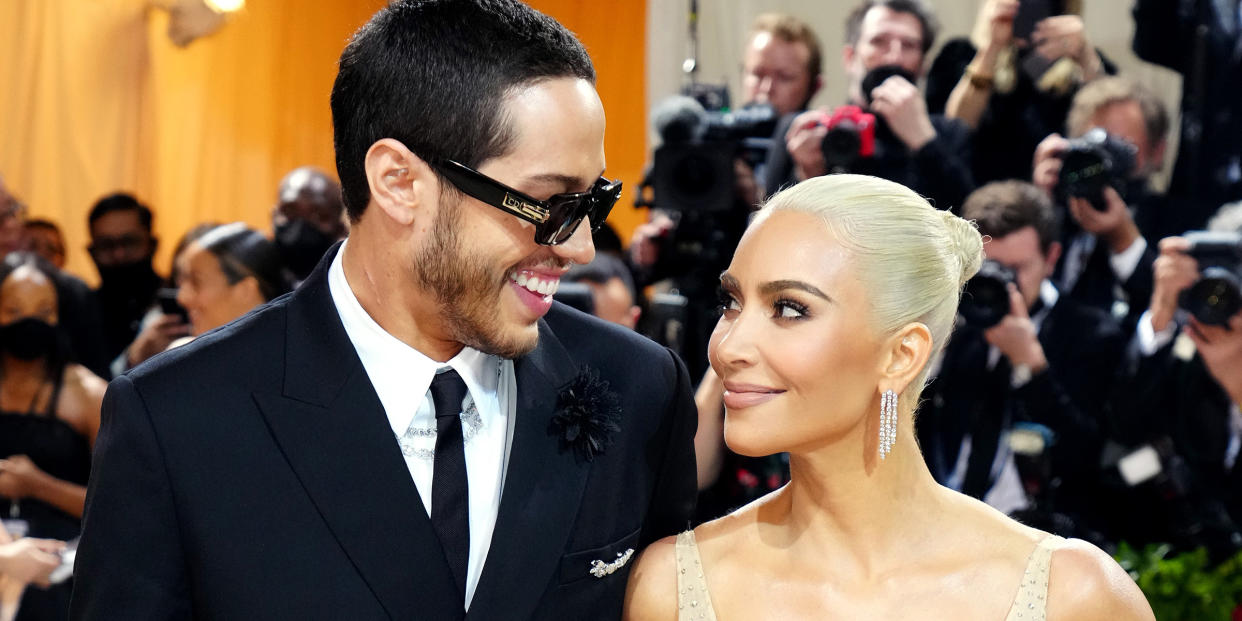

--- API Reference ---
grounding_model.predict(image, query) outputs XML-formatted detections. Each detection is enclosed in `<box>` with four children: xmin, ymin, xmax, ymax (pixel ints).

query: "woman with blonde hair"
<box><xmin>624</xmin><ymin>175</ymin><xmax>1153</xmax><ymax>620</ymax></box>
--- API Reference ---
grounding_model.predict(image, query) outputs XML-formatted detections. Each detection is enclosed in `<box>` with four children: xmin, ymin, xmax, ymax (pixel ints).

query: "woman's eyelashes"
<box><xmin>773</xmin><ymin>297</ymin><xmax>810</xmax><ymax>320</ymax></box>
<box><xmin>716</xmin><ymin>287</ymin><xmax>811</xmax><ymax>322</ymax></box>
<box><xmin>716</xmin><ymin>287</ymin><xmax>741</xmax><ymax>316</ymax></box>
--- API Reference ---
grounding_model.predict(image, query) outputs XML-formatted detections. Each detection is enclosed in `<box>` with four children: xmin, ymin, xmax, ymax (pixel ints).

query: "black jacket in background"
<box><xmin>1133</xmin><ymin>0</ymin><xmax>1242</xmax><ymax>207</ymax></box>
<box><xmin>764</xmin><ymin>110</ymin><xmax>975</xmax><ymax>212</ymax></box>
<box><xmin>1103</xmin><ymin>326</ymin><xmax>1242</xmax><ymax>557</ymax></box>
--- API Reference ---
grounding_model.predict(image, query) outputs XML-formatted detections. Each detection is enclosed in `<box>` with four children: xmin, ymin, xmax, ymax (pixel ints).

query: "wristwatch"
<box><xmin>965</xmin><ymin>65</ymin><xmax>994</xmax><ymax>90</ymax></box>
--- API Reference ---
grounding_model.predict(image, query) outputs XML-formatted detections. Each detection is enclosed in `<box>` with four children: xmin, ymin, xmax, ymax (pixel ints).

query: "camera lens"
<box><xmin>1180</xmin><ymin>268</ymin><xmax>1242</xmax><ymax>326</ymax></box>
<box><xmin>961</xmin><ymin>260</ymin><xmax>1017</xmax><ymax>328</ymax></box>
<box><xmin>822</xmin><ymin>121</ymin><xmax>862</xmax><ymax>171</ymax></box>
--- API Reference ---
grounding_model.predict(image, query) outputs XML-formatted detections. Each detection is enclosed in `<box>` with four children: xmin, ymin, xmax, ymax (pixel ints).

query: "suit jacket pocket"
<box><xmin>556</xmin><ymin>526</ymin><xmax>641</xmax><ymax>586</ymax></box>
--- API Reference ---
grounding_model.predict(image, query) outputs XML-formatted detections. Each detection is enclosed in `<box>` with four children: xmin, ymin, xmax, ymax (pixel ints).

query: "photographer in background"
<box><xmin>562</xmin><ymin>253</ymin><xmax>641</xmax><ymax>330</ymax></box>
<box><xmin>764</xmin><ymin>0</ymin><xmax>974</xmax><ymax>211</ymax></box>
<box><xmin>1032</xmin><ymin>76</ymin><xmax>1171</xmax><ymax>332</ymax></box>
<box><xmin>919</xmin><ymin>181</ymin><xmax>1125</xmax><ymax>541</ymax></box>
<box><xmin>1104</xmin><ymin>201</ymin><xmax>1242</xmax><ymax>559</ymax></box>
<box><xmin>630</xmin><ymin>13</ymin><xmax>823</xmax><ymax>378</ymax></box>
<box><xmin>271</xmin><ymin>166</ymin><xmax>347</xmax><ymax>284</ymax></box>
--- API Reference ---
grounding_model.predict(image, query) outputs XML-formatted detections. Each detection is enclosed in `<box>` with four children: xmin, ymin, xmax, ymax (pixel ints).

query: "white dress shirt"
<box><xmin>327</xmin><ymin>240</ymin><xmax>517</xmax><ymax>608</ymax></box>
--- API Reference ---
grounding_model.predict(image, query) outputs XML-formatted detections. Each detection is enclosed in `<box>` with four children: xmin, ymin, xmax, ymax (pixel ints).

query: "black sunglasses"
<box><xmin>433</xmin><ymin>159</ymin><xmax>622</xmax><ymax>245</ymax></box>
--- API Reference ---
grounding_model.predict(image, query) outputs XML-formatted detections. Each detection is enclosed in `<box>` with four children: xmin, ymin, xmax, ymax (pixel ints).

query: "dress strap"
<box><xmin>1005</xmin><ymin>535</ymin><xmax>1064</xmax><ymax>621</ymax></box>
<box><xmin>41</xmin><ymin>367</ymin><xmax>66</xmax><ymax>418</ymax></box>
<box><xmin>674</xmin><ymin>531</ymin><xmax>718</xmax><ymax>621</ymax></box>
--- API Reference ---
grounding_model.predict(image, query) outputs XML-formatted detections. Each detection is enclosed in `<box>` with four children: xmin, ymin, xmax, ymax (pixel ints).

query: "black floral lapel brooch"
<box><xmin>550</xmin><ymin>366</ymin><xmax>622</xmax><ymax>462</ymax></box>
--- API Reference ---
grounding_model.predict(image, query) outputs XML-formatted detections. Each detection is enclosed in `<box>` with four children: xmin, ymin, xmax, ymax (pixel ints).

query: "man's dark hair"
<box><xmin>845</xmin><ymin>0</ymin><xmax>939</xmax><ymax>56</ymax></box>
<box><xmin>961</xmin><ymin>181</ymin><xmax>1061</xmax><ymax>254</ymax></box>
<box><xmin>564</xmin><ymin>253</ymin><xmax>638</xmax><ymax>303</ymax></box>
<box><xmin>330</xmin><ymin>0</ymin><xmax>596</xmax><ymax>220</ymax></box>
<box><xmin>199</xmin><ymin>223</ymin><xmax>294</xmax><ymax>303</ymax></box>
<box><xmin>88</xmin><ymin>192</ymin><xmax>153</xmax><ymax>233</ymax></box>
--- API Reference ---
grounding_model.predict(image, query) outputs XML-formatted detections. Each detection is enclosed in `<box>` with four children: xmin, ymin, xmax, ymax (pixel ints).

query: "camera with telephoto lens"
<box><xmin>960</xmin><ymin>259</ymin><xmax>1017</xmax><ymax>328</ymax></box>
<box><xmin>1177</xmin><ymin>230</ymin><xmax>1242</xmax><ymax>326</ymax></box>
<box><xmin>1056</xmin><ymin>128</ymin><xmax>1137</xmax><ymax>212</ymax></box>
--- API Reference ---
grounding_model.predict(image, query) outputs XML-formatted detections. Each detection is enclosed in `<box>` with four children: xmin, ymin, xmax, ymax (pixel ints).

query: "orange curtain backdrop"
<box><xmin>0</xmin><ymin>0</ymin><xmax>647</xmax><ymax>284</ymax></box>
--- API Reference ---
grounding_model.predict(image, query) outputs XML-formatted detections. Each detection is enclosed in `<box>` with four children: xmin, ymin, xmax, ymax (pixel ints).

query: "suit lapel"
<box><xmin>467</xmin><ymin>320</ymin><xmax>590</xmax><ymax>621</ymax></box>
<box><xmin>253</xmin><ymin>246</ymin><xmax>463</xmax><ymax>621</ymax></box>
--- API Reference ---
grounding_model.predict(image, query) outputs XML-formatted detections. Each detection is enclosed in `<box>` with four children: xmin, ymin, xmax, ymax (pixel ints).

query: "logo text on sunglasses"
<box><xmin>503</xmin><ymin>193</ymin><xmax>549</xmax><ymax>222</ymax></box>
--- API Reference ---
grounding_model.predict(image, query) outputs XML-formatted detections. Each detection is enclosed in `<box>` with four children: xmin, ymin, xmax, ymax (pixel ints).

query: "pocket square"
<box><xmin>588</xmin><ymin>548</ymin><xmax>634</xmax><ymax>578</ymax></box>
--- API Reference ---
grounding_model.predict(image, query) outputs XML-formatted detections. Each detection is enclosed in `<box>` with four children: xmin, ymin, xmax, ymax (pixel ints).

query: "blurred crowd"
<box><xmin>0</xmin><ymin>166</ymin><xmax>343</xmax><ymax>619</ymax></box>
<box><xmin>0</xmin><ymin>0</ymin><xmax>1240</xmax><ymax>617</ymax></box>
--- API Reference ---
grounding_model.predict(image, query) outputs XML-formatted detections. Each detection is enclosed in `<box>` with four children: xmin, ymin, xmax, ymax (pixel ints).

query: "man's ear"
<box><xmin>1043</xmin><ymin>241</ymin><xmax>1063</xmax><ymax>278</ymax></box>
<box><xmin>841</xmin><ymin>44</ymin><xmax>856</xmax><ymax>72</ymax></box>
<box><xmin>879</xmin><ymin>322</ymin><xmax>933</xmax><ymax>395</ymax></box>
<box><xmin>1150</xmin><ymin>138</ymin><xmax>1169</xmax><ymax>173</ymax></box>
<box><xmin>364</xmin><ymin>138</ymin><xmax>435</xmax><ymax>227</ymax></box>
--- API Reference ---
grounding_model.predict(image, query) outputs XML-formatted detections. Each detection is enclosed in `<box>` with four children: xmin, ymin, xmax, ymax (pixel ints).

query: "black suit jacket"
<box><xmin>70</xmin><ymin>247</ymin><xmax>697</xmax><ymax>620</ymax></box>
<box><xmin>920</xmin><ymin>297</ymin><xmax>1125</xmax><ymax>519</ymax></box>
<box><xmin>1104</xmin><ymin>327</ymin><xmax>1240</xmax><ymax>551</ymax></box>
<box><xmin>1054</xmin><ymin>226</ymin><xmax>1157</xmax><ymax>335</ymax></box>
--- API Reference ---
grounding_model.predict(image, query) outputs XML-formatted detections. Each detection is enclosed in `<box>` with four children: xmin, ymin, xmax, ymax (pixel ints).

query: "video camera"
<box><xmin>960</xmin><ymin>259</ymin><xmax>1017</xmax><ymax>328</ymax></box>
<box><xmin>1178</xmin><ymin>230</ymin><xmax>1242</xmax><ymax>325</ymax></box>
<box><xmin>1056</xmin><ymin>128</ymin><xmax>1138</xmax><ymax>212</ymax></box>
<box><xmin>646</xmin><ymin>94</ymin><xmax>777</xmax><ymax>214</ymax></box>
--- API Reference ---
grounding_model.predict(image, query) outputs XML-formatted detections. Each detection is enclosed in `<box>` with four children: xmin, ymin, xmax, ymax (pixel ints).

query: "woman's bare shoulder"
<box><xmin>623</xmin><ymin>534</ymin><xmax>681</xmax><ymax>621</ymax></box>
<box><xmin>1046</xmin><ymin>538</ymin><xmax>1155</xmax><ymax>621</ymax></box>
<box><xmin>56</xmin><ymin>364</ymin><xmax>106</xmax><ymax>431</ymax></box>
<box><xmin>63</xmin><ymin>364</ymin><xmax>107</xmax><ymax>393</ymax></box>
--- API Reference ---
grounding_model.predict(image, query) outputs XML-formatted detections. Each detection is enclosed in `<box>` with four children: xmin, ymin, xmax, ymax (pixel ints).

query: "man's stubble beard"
<box><xmin>414</xmin><ymin>197</ymin><xmax>539</xmax><ymax>359</ymax></box>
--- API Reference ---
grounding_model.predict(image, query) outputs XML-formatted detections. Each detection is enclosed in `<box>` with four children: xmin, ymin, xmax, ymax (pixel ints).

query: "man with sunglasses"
<box><xmin>71</xmin><ymin>2</ymin><xmax>697</xmax><ymax>620</ymax></box>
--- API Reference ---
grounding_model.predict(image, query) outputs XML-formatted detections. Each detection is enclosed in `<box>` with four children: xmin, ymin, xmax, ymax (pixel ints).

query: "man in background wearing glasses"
<box><xmin>70</xmin><ymin>1</ymin><xmax>697</xmax><ymax>620</ymax></box>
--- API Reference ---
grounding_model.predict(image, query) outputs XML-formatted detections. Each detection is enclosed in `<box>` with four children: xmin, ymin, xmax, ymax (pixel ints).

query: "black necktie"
<box><xmin>430</xmin><ymin>369</ymin><xmax>470</xmax><ymax>601</ymax></box>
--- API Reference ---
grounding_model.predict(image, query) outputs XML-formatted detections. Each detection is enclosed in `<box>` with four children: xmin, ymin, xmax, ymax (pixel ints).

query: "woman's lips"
<box><xmin>721</xmin><ymin>382</ymin><xmax>785</xmax><ymax>409</ymax></box>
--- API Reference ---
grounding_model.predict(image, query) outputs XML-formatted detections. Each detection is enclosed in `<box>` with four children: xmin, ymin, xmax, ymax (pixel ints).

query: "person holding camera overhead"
<box><xmin>1031</xmin><ymin>77</ymin><xmax>1178</xmax><ymax>333</ymax></box>
<box><xmin>764</xmin><ymin>0</ymin><xmax>974</xmax><ymax>212</ymax></box>
<box><xmin>1103</xmin><ymin>201</ymin><xmax>1242</xmax><ymax>560</ymax></box>
<box><xmin>918</xmin><ymin>181</ymin><xmax>1125</xmax><ymax>542</ymax></box>
<box><xmin>925</xmin><ymin>0</ymin><xmax>1114</xmax><ymax>186</ymax></box>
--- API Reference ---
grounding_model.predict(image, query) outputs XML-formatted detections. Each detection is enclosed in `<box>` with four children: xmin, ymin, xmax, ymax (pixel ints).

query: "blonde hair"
<box><xmin>1066</xmin><ymin>76</ymin><xmax>1169</xmax><ymax>146</ymax></box>
<box><xmin>750</xmin><ymin>13</ymin><xmax>823</xmax><ymax>84</ymax></box>
<box><xmin>759</xmin><ymin>175</ymin><xmax>983</xmax><ymax>406</ymax></box>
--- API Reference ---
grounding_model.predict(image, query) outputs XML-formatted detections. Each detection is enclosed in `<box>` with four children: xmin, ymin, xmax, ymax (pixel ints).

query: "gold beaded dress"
<box><xmin>673</xmin><ymin>530</ymin><xmax>1065</xmax><ymax>620</ymax></box>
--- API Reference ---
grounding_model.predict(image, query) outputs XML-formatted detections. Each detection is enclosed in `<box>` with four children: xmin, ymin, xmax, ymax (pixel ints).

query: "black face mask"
<box><xmin>274</xmin><ymin>219</ymin><xmax>334</xmax><ymax>281</ymax></box>
<box><xmin>95</xmin><ymin>257</ymin><xmax>158</xmax><ymax>292</ymax></box>
<box><xmin>0</xmin><ymin>317</ymin><xmax>60</xmax><ymax>361</ymax></box>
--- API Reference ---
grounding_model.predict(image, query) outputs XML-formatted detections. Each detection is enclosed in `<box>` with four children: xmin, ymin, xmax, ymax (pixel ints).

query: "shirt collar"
<box><xmin>327</xmin><ymin>239</ymin><xmax>498</xmax><ymax>431</ymax></box>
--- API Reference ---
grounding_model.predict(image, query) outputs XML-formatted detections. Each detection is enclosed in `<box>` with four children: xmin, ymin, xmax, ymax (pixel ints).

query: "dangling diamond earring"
<box><xmin>879</xmin><ymin>390</ymin><xmax>898</xmax><ymax>459</ymax></box>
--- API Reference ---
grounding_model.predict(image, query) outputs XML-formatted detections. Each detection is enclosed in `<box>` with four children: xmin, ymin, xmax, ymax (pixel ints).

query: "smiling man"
<box><xmin>70</xmin><ymin>2</ymin><xmax>697</xmax><ymax>620</ymax></box>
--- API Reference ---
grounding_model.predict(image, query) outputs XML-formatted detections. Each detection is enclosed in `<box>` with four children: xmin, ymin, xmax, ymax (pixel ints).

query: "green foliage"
<box><xmin>1115</xmin><ymin>542</ymin><xmax>1242</xmax><ymax>621</ymax></box>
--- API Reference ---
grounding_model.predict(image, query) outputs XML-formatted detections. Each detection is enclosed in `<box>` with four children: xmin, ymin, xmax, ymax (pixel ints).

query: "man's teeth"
<box><xmin>510</xmin><ymin>273</ymin><xmax>559</xmax><ymax>296</ymax></box>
